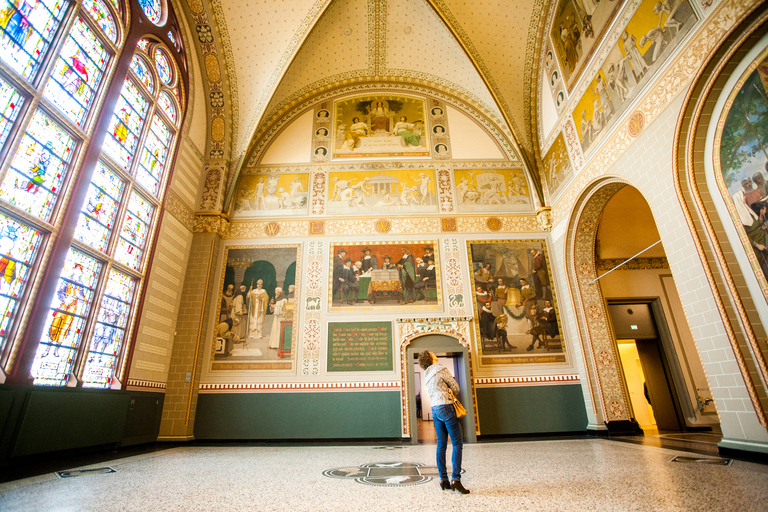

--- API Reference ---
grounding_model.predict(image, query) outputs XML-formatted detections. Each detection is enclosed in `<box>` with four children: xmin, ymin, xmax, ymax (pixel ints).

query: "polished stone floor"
<box><xmin>1</xmin><ymin>439</ymin><xmax>767</xmax><ymax>511</ymax></box>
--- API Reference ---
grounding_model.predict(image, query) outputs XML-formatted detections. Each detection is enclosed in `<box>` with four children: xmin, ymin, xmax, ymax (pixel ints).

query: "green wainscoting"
<box><xmin>476</xmin><ymin>384</ymin><xmax>588</xmax><ymax>435</ymax></box>
<box><xmin>194</xmin><ymin>391</ymin><xmax>402</xmax><ymax>439</ymax></box>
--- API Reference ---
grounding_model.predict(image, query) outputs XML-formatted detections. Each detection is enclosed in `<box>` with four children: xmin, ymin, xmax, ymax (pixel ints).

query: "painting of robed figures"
<box><xmin>211</xmin><ymin>245</ymin><xmax>299</xmax><ymax>370</ymax></box>
<box><xmin>327</xmin><ymin>169</ymin><xmax>438</xmax><ymax>215</ymax></box>
<box><xmin>715</xmin><ymin>48</ymin><xmax>768</xmax><ymax>306</ymax></box>
<box><xmin>329</xmin><ymin>241</ymin><xmax>441</xmax><ymax>311</ymax></box>
<box><xmin>332</xmin><ymin>95</ymin><xmax>430</xmax><ymax>158</ymax></box>
<box><xmin>468</xmin><ymin>240</ymin><xmax>565</xmax><ymax>365</ymax></box>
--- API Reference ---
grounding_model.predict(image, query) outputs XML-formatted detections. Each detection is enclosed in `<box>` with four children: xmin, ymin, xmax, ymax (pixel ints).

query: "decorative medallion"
<box><xmin>323</xmin><ymin>462</ymin><xmax>463</xmax><ymax>487</ymax></box>
<box><xmin>486</xmin><ymin>217</ymin><xmax>502</xmax><ymax>231</ymax></box>
<box><xmin>309</xmin><ymin>220</ymin><xmax>325</xmax><ymax>235</ymax></box>
<box><xmin>441</xmin><ymin>218</ymin><xmax>457</xmax><ymax>232</ymax></box>
<box><xmin>628</xmin><ymin>111</ymin><xmax>645</xmax><ymax>138</ymax></box>
<box><xmin>264</xmin><ymin>222</ymin><xmax>280</xmax><ymax>236</ymax></box>
<box><xmin>375</xmin><ymin>219</ymin><xmax>392</xmax><ymax>234</ymax></box>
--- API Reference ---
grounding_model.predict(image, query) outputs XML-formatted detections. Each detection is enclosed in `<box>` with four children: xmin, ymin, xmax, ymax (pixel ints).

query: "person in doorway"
<box><xmin>419</xmin><ymin>350</ymin><xmax>470</xmax><ymax>494</ymax></box>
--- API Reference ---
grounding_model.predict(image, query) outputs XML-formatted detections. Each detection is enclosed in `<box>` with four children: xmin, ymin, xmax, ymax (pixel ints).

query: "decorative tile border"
<box><xmin>243</xmin><ymin>160</ymin><xmax>523</xmax><ymax>175</ymax></box>
<box><xmin>474</xmin><ymin>374</ymin><xmax>580</xmax><ymax>386</ymax></box>
<box><xmin>165</xmin><ymin>189</ymin><xmax>195</xmax><ymax>232</ymax></box>
<box><xmin>303</xmin><ymin>240</ymin><xmax>324</xmax><ymax>375</ymax></box>
<box><xmin>126</xmin><ymin>379</ymin><xmax>167</xmax><ymax>390</ymax></box>
<box><xmin>199</xmin><ymin>381</ymin><xmax>400</xmax><ymax>392</ymax></box>
<box><xmin>595</xmin><ymin>257</ymin><xmax>669</xmax><ymax>272</ymax></box>
<box><xmin>442</xmin><ymin>237</ymin><xmax>465</xmax><ymax>316</ymax></box>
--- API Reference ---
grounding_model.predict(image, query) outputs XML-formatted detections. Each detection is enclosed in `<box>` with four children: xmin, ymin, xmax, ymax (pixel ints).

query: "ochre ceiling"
<box><xmin>201</xmin><ymin>0</ymin><xmax>546</xmax><ymax>163</ymax></box>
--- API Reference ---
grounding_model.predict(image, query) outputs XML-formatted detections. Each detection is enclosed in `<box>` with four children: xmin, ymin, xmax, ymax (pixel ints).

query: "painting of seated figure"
<box><xmin>332</xmin><ymin>94</ymin><xmax>430</xmax><ymax>158</ymax></box>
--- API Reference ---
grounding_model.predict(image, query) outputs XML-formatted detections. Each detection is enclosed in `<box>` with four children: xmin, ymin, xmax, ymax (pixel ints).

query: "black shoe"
<box><xmin>440</xmin><ymin>480</ymin><xmax>451</xmax><ymax>490</ymax></box>
<box><xmin>451</xmin><ymin>480</ymin><xmax>470</xmax><ymax>494</ymax></box>
<box><xmin>526</xmin><ymin>345</ymin><xmax>534</xmax><ymax>351</ymax></box>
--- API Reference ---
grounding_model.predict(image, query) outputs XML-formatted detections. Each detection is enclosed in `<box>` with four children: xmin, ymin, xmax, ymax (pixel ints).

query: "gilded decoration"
<box><xmin>396</xmin><ymin>317</ymin><xmax>477</xmax><ymax>437</ymax></box>
<box><xmin>536</xmin><ymin>207</ymin><xmax>553</xmax><ymax>231</ymax></box>
<box><xmin>542</xmin><ymin>132</ymin><xmax>573</xmax><ymax>200</ymax></box>
<box><xmin>302</xmin><ymin>240</ymin><xmax>324</xmax><ymax>374</ymax></box>
<box><xmin>192</xmin><ymin>215</ymin><xmax>230</xmax><ymax>237</ymax></box>
<box><xmin>442</xmin><ymin>237</ymin><xmax>465</xmax><ymax>316</ymax></box>
<box><xmin>595</xmin><ymin>257</ymin><xmax>669</xmax><ymax>272</ymax></box>
<box><xmin>452</xmin><ymin>169</ymin><xmax>532</xmax><ymax>213</ymax></box>
<box><xmin>165</xmin><ymin>189</ymin><xmax>195</xmax><ymax>231</ymax></box>
<box><xmin>628</xmin><ymin>111</ymin><xmax>646</xmax><ymax>137</ymax></box>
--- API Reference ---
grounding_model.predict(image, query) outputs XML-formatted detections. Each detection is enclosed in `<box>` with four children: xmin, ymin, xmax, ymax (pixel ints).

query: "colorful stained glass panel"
<box><xmin>138</xmin><ymin>0</ymin><xmax>161</xmax><ymax>25</ymax></box>
<box><xmin>82</xmin><ymin>269</ymin><xmax>135</xmax><ymax>388</ymax></box>
<box><xmin>0</xmin><ymin>213</ymin><xmax>42</xmax><ymax>353</ymax></box>
<box><xmin>102</xmin><ymin>77</ymin><xmax>148</xmax><ymax>170</ymax></box>
<box><xmin>0</xmin><ymin>0</ymin><xmax>69</xmax><ymax>79</ymax></box>
<box><xmin>157</xmin><ymin>91</ymin><xmax>176</xmax><ymax>124</ymax></box>
<box><xmin>0</xmin><ymin>76</ymin><xmax>22</xmax><ymax>150</ymax></box>
<box><xmin>136</xmin><ymin>114</ymin><xmax>170</xmax><ymax>195</ymax></box>
<box><xmin>136</xmin><ymin>38</ymin><xmax>149</xmax><ymax>52</ymax></box>
<box><xmin>0</xmin><ymin>109</ymin><xmax>76</xmax><ymax>220</ymax></box>
<box><xmin>32</xmin><ymin>248</ymin><xmax>101</xmax><ymax>386</ymax></box>
<box><xmin>73</xmin><ymin>161</ymin><xmax>125</xmax><ymax>251</ymax></box>
<box><xmin>82</xmin><ymin>0</ymin><xmax>116</xmax><ymax>42</ymax></box>
<box><xmin>43</xmin><ymin>16</ymin><xmax>108</xmax><ymax>126</ymax></box>
<box><xmin>154</xmin><ymin>47</ymin><xmax>171</xmax><ymax>85</ymax></box>
<box><xmin>130</xmin><ymin>54</ymin><xmax>153</xmax><ymax>92</ymax></box>
<box><xmin>114</xmin><ymin>191</ymin><xmax>152</xmax><ymax>270</ymax></box>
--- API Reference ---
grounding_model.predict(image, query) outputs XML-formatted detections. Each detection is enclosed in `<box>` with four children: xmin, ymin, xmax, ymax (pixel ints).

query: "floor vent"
<box><xmin>56</xmin><ymin>467</ymin><xmax>117</xmax><ymax>478</ymax></box>
<box><xmin>372</xmin><ymin>446</ymin><xmax>405</xmax><ymax>450</ymax></box>
<box><xmin>670</xmin><ymin>456</ymin><xmax>732</xmax><ymax>465</ymax></box>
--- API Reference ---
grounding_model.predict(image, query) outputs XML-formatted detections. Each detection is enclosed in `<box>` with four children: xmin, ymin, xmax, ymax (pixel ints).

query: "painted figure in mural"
<box><xmin>414</xmin><ymin>256</ymin><xmax>436</xmax><ymax>301</ymax></box>
<box><xmin>753</xmin><ymin>172</ymin><xmax>767</xmax><ymax>197</ymax></box>
<box><xmin>289</xmin><ymin>176</ymin><xmax>304</xmax><ymax>201</ymax></box>
<box><xmin>396</xmin><ymin>246</ymin><xmax>416</xmax><ymax>303</ymax></box>
<box><xmin>475</xmin><ymin>285</ymin><xmax>490</xmax><ymax>312</ymax></box>
<box><xmin>381</xmin><ymin>254</ymin><xmax>395</xmax><ymax>270</ymax></box>
<box><xmin>559</xmin><ymin>21</ymin><xmax>579</xmax><ymax>74</ymax></box>
<box><xmin>412</xmin><ymin>173</ymin><xmax>433</xmax><ymax>204</ymax></box>
<box><xmin>342</xmin><ymin>117</ymin><xmax>370</xmax><ymax>151</ymax></box>
<box><xmin>268</xmin><ymin>287</ymin><xmax>287</xmax><ymax>350</ymax></box>
<box><xmin>655</xmin><ymin>0</ymin><xmax>682</xmax><ymax>37</ymax></box>
<box><xmin>494</xmin><ymin>313</ymin><xmax>515</xmax><ymax>350</ymax></box>
<box><xmin>526</xmin><ymin>303</ymin><xmax>549</xmax><ymax>351</ymax></box>
<box><xmin>606</xmin><ymin>58</ymin><xmax>631</xmax><ymax>103</ymax></box>
<box><xmin>220</xmin><ymin>284</ymin><xmax>234</xmax><ymax>322</ymax></box>
<box><xmin>580</xmin><ymin>110</ymin><xmax>593</xmax><ymax>148</ymax></box>
<box><xmin>360</xmin><ymin>247</ymin><xmax>378</xmax><ymax>273</ymax></box>
<box><xmin>575</xmin><ymin>0</ymin><xmax>597</xmax><ymax>16</ymax></box>
<box><xmin>435</xmin><ymin>144</ymin><xmax>448</xmax><ymax>155</ymax></box>
<box><xmin>248</xmin><ymin>279</ymin><xmax>269</xmax><ymax>339</ymax></box>
<box><xmin>339</xmin><ymin>178</ymin><xmax>370</xmax><ymax>207</ymax></box>
<box><xmin>341</xmin><ymin>259</ymin><xmax>359</xmax><ymax>304</ymax></box>
<box><xmin>593</xmin><ymin>74</ymin><xmax>615</xmax><ymax>118</ymax></box>
<box><xmin>542</xmin><ymin>300</ymin><xmax>559</xmax><ymax>339</ymax></box>
<box><xmin>253</xmin><ymin>177</ymin><xmax>266</xmax><ymax>210</ymax></box>
<box><xmin>531</xmin><ymin>247</ymin><xmax>551</xmax><ymax>300</ymax></box>
<box><xmin>474</xmin><ymin>263</ymin><xmax>493</xmax><ymax>290</ymax></box>
<box><xmin>494</xmin><ymin>278</ymin><xmax>508</xmax><ymax>315</ymax></box>
<box><xmin>733</xmin><ymin>190</ymin><xmax>768</xmax><ymax>278</ymax></box>
<box><xmin>333</xmin><ymin>248</ymin><xmax>347</xmax><ymax>270</ymax></box>
<box><xmin>592</xmin><ymin>99</ymin><xmax>606</xmax><ymax>133</ymax></box>
<box><xmin>390</xmin><ymin>116</ymin><xmax>423</xmax><ymax>147</ymax></box>
<box><xmin>479</xmin><ymin>303</ymin><xmax>496</xmax><ymax>342</ymax></box>
<box><xmin>331</xmin><ymin>176</ymin><xmax>350</xmax><ymax>201</ymax></box>
<box><xmin>367</xmin><ymin>101</ymin><xmax>391</xmax><ymax>133</ymax></box>
<box><xmin>639</xmin><ymin>26</ymin><xmax>667</xmax><ymax>65</ymax></box>
<box><xmin>518</xmin><ymin>277</ymin><xmax>536</xmax><ymax>329</ymax></box>
<box><xmin>423</xmin><ymin>245</ymin><xmax>434</xmax><ymax>263</ymax></box>
<box><xmin>231</xmin><ymin>283</ymin><xmax>249</xmax><ymax>340</ymax></box>
<box><xmin>456</xmin><ymin>177</ymin><xmax>470</xmax><ymax>204</ymax></box>
<box><xmin>621</xmin><ymin>31</ymin><xmax>649</xmax><ymax>82</ymax></box>
<box><xmin>741</xmin><ymin>178</ymin><xmax>762</xmax><ymax>207</ymax></box>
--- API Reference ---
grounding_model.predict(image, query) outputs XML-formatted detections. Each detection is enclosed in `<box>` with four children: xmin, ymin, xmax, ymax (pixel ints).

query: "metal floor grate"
<box><xmin>56</xmin><ymin>467</ymin><xmax>117</xmax><ymax>478</ymax></box>
<box><xmin>670</xmin><ymin>456</ymin><xmax>732</xmax><ymax>465</ymax></box>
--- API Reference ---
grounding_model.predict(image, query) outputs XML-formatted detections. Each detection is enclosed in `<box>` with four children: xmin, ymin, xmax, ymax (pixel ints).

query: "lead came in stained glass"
<box><xmin>0</xmin><ymin>214</ymin><xmax>42</xmax><ymax>354</ymax></box>
<box><xmin>73</xmin><ymin>161</ymin><xmax>125</xmax><ymax>251</ymax></box>
<box><xmin>0</xmin><ymin>109</ymin><xmax>76</xmax><ymax>220</ymax></box>
<box><xmin>157</xmin><ymin>91</ymin><xmax>176</xmax><ymax>124</ymax></box>
<box><xmin>82</xmin><ymin>0</ymin><xmax>116</xmax><ymax>42</ymax></box>
<box><xmin>114</xmin><ymin>191</ymin><xmax>152</xmax><ymax>270</ymax></box>
<box><xmin>138</xmin><ymin>0</ymin><xmax>161</xmax><ymax>26</ymax></box>
<box><xmin>130</xmin><ymin>54</ymin><xmax>153</xmax><ymax>92</ymax></box>
<box><xmin>102</xmin><ymin>78</ymin><xmax>148</xmax><ymax>170</ymax></box>
<box><xmin>135</xmin><ymin>114</ymin><xmax>170</xmax><ymax>195</ymax></box>
<box><xmin>43</xmin><ymin>17</ymin><xmax>108</xmax><ymax>126</ymax></box>
<box><xmin>81</xmin><ymin>269</ymin><xmax>135</xmax><ymax>388</ymax></box>
<box><xmin>154</xmin><ymin>47</ymin><xmax>171</xmax><ymax>85</ymax></box>
<box><xmin>0</xmin><ymin>0</ymin><xmax>69</xmax><ymax>79</ymax></box>
<box><xmin>32</xmin><ymin>248</ymin><xmax>101</xmax><ymax>386</ymax></box>
<box><xmin>0</xmin><ymin>77</ymin><xmax>22</xmax><ymax>150</ymax></box>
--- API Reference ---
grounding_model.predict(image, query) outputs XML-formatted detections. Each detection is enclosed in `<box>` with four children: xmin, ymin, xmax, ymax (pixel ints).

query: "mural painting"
<box><xmin>233</xmin><ymin>173</ymin><xmax>310</xmax><ymax>217</ymax></box>
<box><xmin>328</xmin><ymin>241</ymin><xmax>440</xmax><ymax>312</ymax></box>
<box><xmin>572</xmin><ymin>0</ymin><xmax>697</xmax><ymax>152</ymax></box>
<box><xmin>332</xmin><ymin>95</ymin><xmax>430</xmax><ymax>158</ymax></box>
<box><xmin>542</xmin><ymin>132</ymin><xmax>573</xmax><ymax>199</ymax></box>
<box><xmin>211</xmin><ymin>245</ymin><xmax>299</xmax><ymax>370</ymax></box>
<box><xmin>327</xmin><ymin>169</ymin><xmax>438</xmax><ymax>215</ymax></box>
<box><xmin>468</xmin><ymin>239</ymin><xmax>565</xmax><ymax>365</ymax></box>
<box><xmin>452</xmin><ymin>169</ymin><xmax>531</xmax><ymax>213</ymax></box>
<box><xmin>550</xmin><ymin>0</ymin><xmax>623</xmax><ymax>92</ymax></box>
<box><xmin>715</xmin><ymin>47</ymin><xmax>768</xmax><ymax>304</ymax></box>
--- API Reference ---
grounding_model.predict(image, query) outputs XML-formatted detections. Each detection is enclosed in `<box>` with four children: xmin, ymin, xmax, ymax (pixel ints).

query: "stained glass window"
<box><xmin>154</xmin><ymin>47</ymin><xmax>171</xmax><ymax>85</ymax></box>
<box><xmin>0</xmin><ymin>214</ymin><xmax>42</xmax><ymax>354</ymax></box>
<box><xmin>138</xmin><ymin>0</ymin><xmax>161</xmax><ymax>26</ymax></box>
<box><xmin>106</xmin><ymin>0</ymin><xmax>119</xmax><ymax>13</ymax></box>
<box><xmin>135</xmin><ymin>114</ymin><xmax>170</xmax><ymax>195</ymax></box>
<box><xmin>171</xmin><ymin>85</ymin><xmax>180</xmax><ymax>106</ymax></box>
<box><xmin>130</xmin><ymin>54</ymin><xmax>153</xmax><ymax>92</ymax></box>
<box><xmin>157</xmin><ymin>91</ymin><xmax>176</xmax><ymax>124</ymax></box>
<box><xmin>136</xmin><ymin>38</ymin><xmax>149</xmax><ymax>53</ymax></box>
<box><xmin>0</xmin><ymin>109</ymin><xmax>76</xmax><ymax>220</ymax></box>
<box><xmin>81</xmin><ymin>269</ymin><xmax>135</xmax><ymax>388</ymax></box>
<box><xmin>166</xmin><ymin>30</ymin><xmax>175</xmax><ymax>47</ymax></box>
<box><xmin>82</xmin><ymin>0</ymin><xmax>116</xmax><ymax>42</ymax></box>
<box><xmin>0</xmin><ymin>77</ymin><xmax>22</xmax><ymax>150</ymax></box>
<box><xmin>114</xmin><ymin>191</ymin><xmax>153</xmax><ymax>271</ymax></box>
<box><xmin>43</xmin><ymin>17</ymin><xmax>108</xmax><ymax>126</ymax></box>
<box><xmin>73</xmin><ymin>161</ymin><xmax>125</xmax><ymax>251</ymax></box>
<box><xmin>102</xmin><ymin>78</ymin><xmax>149</xmax><ymax>170</ymax></box>
<box><xmin>31</xmin><ymin>248</ymin><xmax>101</xmax><ymax>386</ymax></box>
<box><xmin>0</xmin><ymin>0</ymin><xmax>69</xmax><ymax>79</ymax></box>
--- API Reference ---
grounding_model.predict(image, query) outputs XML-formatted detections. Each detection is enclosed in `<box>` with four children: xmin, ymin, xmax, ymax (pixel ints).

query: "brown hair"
<box><xmin>418</xmin><ymin>350</ymin><xmax>433</xmax><ymax>370</ymax></box>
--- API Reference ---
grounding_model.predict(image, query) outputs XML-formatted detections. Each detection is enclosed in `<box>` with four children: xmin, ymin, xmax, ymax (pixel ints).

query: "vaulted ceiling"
<box><xmin>201</xmin><ymin>0</ymin><xmax>548</xmax><ymax>172</ymax></box>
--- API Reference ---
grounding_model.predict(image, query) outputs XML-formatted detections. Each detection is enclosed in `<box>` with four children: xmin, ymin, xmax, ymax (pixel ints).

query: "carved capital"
<box><xmin>192</xmin><ymin>214</ymin><xmax>230</xmax><ymax>236</ymax></box>
<box><xmin>536</xmin><ymin>206</ymin><xmax>553</xmax><ymax>231</ymax></box>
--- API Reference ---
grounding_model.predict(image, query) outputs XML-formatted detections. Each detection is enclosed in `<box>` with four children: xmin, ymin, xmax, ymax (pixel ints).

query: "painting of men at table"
<box><xmin>468</xmin><ymin>239</ymin><xmax>565</xmax><ymax>364</ymax></box>
<box><xmin>329</xmin><ymin>241</ymin><xmax>441</xmax><ymax>311</ymax></box>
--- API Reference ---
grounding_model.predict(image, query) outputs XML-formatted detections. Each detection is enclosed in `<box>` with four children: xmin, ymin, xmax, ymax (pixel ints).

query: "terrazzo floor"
<box><xmin>1</xmin><ymin>439</ymin><xmax>767</xmax><ymax>511</ymax></box>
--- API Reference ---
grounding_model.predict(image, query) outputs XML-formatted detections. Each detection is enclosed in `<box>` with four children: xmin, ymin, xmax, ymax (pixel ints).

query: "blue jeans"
<box><xmin>432</xmin><ymin>403</ymin><xmax>463</xmax><ymax>481</ymax></box>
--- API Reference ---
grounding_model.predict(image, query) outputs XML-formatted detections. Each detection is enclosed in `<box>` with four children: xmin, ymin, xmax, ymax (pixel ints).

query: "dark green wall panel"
<box><xmin>194</xmin><ymin>391</ymin><xmax>401</xmax><ymax>439</ymax></box>
<box><xmin>476</xmin><ymin>384</ymin><xmax>588</xmax><ymax>435</ymax></box>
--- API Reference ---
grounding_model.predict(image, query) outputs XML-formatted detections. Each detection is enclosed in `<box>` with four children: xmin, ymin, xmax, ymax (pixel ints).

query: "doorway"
<box><xmin>406</xmin><ymin>334</ymin><xmax>476</xmax><ymax>445</ymax></box>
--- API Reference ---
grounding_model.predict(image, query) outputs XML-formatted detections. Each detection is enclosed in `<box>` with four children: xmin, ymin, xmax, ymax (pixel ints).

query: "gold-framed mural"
<box><xmin>332</xmin><ymin>94</ymin><xmax>430</xmax><ymax>158</ymax></box>
<box><xmin>452</xmin><ymin>169</ymin><xmax>532</xmax><ymax>213</ymax></box>
<box><xmin>550</xmin><ymin>0</ymin><xmax>623</xmax><ymax>92</ymax></box>
<box><xmin>467</xmin><ymin>239</ymin><xmax>565</xmax><ymax>366</ymax></box>
<box><xmin>713</xmin><ymin>45</ymin><xmax>768</xmax><ymax>305</ymax></box>
<box><xmin>542</xmin><ymin>132</ymin><xmax>573</xmax><ymax>199</ymax></box>
<box><xmin>327</xmin><ymin>169</ymin><xmax>438</xmax><ymax>215</ymax></box>
<box><xmin>210</xmin><ymin>245</ymin><xmax>300</xmax><ymax>370</ymax></box>
<box><xmin>572</xmin><ymin>0</ymin><xmax>697</xmax><ymax>153</ymax></box>
<box><xmin>233</xmin><ymin>173</ymin><xmax>310</xmax><ymax>217</ymax></box>
<box><xmin>328</xmin><ymin>241</ymin><xmax>441</xmax><ymax>312</ymax></box>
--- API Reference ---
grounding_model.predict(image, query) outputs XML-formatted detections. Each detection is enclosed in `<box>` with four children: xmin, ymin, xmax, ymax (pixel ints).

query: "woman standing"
<box><xmin>419</xmin><ymin>350</ymin><xmax>470</xmax><ymax>494</ymax></box>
